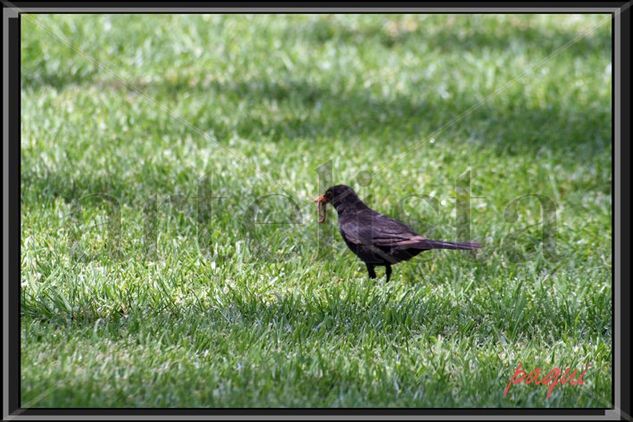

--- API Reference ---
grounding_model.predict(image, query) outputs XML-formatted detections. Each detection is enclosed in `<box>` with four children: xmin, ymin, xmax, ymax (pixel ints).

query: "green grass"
<box><xmin>20</xmin><ymin>14</ymin><xmax>612</xmax><ymax>408</ymax></box>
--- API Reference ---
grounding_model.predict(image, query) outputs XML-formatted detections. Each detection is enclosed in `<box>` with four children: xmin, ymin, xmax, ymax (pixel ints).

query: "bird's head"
<box><xmin>314</xmin><ymin>185</ymin><xmax>362</xmax><ymax>223</ymax></box>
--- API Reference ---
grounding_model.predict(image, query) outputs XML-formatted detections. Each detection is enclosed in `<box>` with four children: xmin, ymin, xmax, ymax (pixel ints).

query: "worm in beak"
<box><xmin>314</xmin><ymin>194</ymin><xmax>328</xmax><ymax>223</ymax></box>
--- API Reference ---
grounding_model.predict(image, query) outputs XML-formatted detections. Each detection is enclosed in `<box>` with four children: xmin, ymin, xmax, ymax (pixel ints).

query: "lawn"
<box><xmin>20</xmin><ymin>14</ymin><xmax>612</xmax><ymax>408</ymax></box>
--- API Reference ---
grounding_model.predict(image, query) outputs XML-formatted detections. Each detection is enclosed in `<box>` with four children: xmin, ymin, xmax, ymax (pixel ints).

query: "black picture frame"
<box><xmin>3</xmin><ymin>2</ymin><xmax>630</xmax><ymax>419</ymax></box>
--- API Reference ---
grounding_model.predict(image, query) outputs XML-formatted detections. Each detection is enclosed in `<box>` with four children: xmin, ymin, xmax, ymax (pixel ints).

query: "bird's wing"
<box><xmin>340</xmin><ymin>211</ymin><xmax>427</xmax><ymax>247</ymax></box>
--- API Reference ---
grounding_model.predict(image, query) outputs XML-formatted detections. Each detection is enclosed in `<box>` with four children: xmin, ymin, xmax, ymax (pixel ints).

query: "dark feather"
<box><xmin>321</xmin><ymin>184</ymin><xmax>481</xmax><ymax>281</ymax></box>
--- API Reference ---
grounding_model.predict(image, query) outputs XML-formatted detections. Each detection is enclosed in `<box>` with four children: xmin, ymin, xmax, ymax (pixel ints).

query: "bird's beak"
<box><xmin>314</xmin><ymin>194</ymin><xmax>328</xmax><ymax>224</ymax></box>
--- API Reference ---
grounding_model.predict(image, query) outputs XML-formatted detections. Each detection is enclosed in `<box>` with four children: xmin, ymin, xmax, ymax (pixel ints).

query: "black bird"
<box><xmin>315</xmin><ymin>184</ymin><xmax>481</xmax><ymax>282</ymax></box>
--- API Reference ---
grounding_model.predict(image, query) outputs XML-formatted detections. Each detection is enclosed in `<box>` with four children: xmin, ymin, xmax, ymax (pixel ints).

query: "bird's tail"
<box><xmin>421</xmin><ymin>240</ymin><xmax>481</xmax><ymax>250</ymax></box>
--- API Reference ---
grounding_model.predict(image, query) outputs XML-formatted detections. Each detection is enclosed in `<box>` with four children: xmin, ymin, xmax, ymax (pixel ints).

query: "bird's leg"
<box><xmin>385</xmin><ymin>264</ymin><xmax>392</xmax><ymax>283</ymax></box>
<box><xmin>366</xmin><ymin>263</ymin><xmax>377</xmax><ymax>279</ymax></box>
